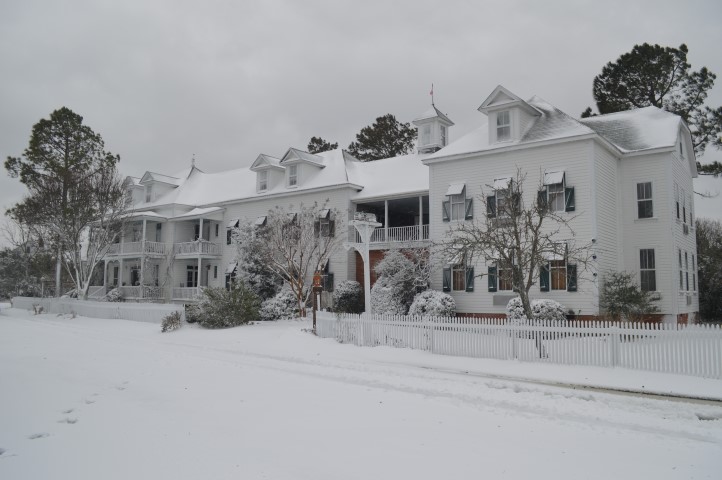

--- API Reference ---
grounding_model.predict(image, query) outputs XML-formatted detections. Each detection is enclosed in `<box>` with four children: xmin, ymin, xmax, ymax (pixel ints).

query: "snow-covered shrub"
<box><xmin>332</xmin><ymin>280</ymin><xmax>363</xmax><ymax>314</ymax></box>
<box><xmin>161</xmin><ymin>311</ymin><xmax>182</xmax><ymax>332</ymax></box>
<box><xmin>259</xmin><ymin>284</ymin><xmax>298</xmax><ymax>321</ymax></box>
<box><xmin>408</xmin><ymin>290</ymin><xmax>456</xmax><ymax>317</ymax></box>
<box><xmin>531</xmin><ymin>299</ymin><xmax>567</xmax><ymax>322</ymax></box>
<box><xmin>185</xmin><ymin>303</ymin><xmax>201</xmax><ymax>323</ymax></box>
<box><xmin>197</xmin><ymin>283</ymin><xmax>261</xmax><ymax>329</ymax></box>
<box><xmin>105</xmin><ymin>288</ymin><xmax>123</xmax><ymax>302</ymax></box>
<box><xmin>232</xmin><ymin>221</ymin><xmax>282</xmax><ymax>301</ymax></box>
<box><xmin>370</xmin><ymin>282</ymin><xmax>407</xmax><ymax>315</ymax></box>
<box><xmin>506</xmin><ymin>297</ymin><xmax>567</xmax><ymax>323</ymax></box>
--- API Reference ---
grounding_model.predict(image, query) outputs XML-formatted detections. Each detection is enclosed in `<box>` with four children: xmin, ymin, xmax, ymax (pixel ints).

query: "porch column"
<box><xmin>119</xmin><ymin>258</ymin><xmax>124</xmax><ymax>288</ymax></box>
<box><xmin>419</xmin><ymin>196</ymin><xmax>423</xmax><ymax>236</ymax></box>
<box><xmin>103</xmin><ymin>260</ymin><xmax>108</xmax><ymax>290</ymax></box>
<box><xmin>140</xmin><ymin>219</ymin><xmax>147</xmax><ymax>290</ymax></box>
<box><xmin>384</xmin><ymin>200</ymin><xmax>389</xmax><ymax>240</ymax></box>
<box><xmin>197</xmin><ymin>256</ymin><xmax>202</xmax><ymax>296</ymax></box>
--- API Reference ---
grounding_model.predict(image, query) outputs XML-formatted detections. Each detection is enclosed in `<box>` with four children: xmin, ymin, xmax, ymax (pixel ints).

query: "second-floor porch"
<box><xmin>352</xmin><ymin>195</ymin><xmax>430</xmax><ymax>248</ymax></box>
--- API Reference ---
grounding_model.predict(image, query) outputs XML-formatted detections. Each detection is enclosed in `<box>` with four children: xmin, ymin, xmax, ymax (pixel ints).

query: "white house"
<box><xmin>99</xmin><ymin>85</ymin><xmax>698</xmax><ymax>323</ymax></box>
<box><xmin>423</xmin><ymin>85</ymin><xmax>698</xmax><ymax>323</ymax></box>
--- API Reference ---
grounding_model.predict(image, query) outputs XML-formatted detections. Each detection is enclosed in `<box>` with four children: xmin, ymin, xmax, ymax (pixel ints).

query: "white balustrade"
<box><xmin>173</xmin><ymin>241</ymin><xmax>221</xmax><ymax>256</ymax></box>
<box><xmin>352</xmin><ymin>225</ymin><xmax>430</xmax><ymax>244</ymax></box>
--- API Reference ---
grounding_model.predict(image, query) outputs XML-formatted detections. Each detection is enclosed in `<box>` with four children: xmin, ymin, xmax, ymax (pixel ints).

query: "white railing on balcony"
<box><xmin>106</xmin><ymin>241</ymin><xmax>166</xmax><ymax>256</ymax></box>
<box><xmin>352</xmin><ymin>225</ymin><xmax>429</xmax><ymax>244</ymax></box>
<box><xmin>173</xmin><ymin>240</ymin><xmax>222</xmax><ymax>256</ymax></box>
<box><xmin>172</xmin><ymin>287</ymin><xmax>202</xmax><ymax>300</ymax></box>
<box><xmin>118</xmin><ymin>286</ymin><xmax>165</xmax><ymax>300</ymax></box>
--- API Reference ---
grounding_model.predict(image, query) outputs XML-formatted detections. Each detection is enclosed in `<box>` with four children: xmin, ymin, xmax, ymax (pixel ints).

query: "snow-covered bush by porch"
<box><xmin>506</xmin><ymin>297</ymin><xmax>566</xmax><ymax>322</ymax></box>
<box><xmin>408</xmin><ymin>290</ymin><xmax>455</xmax><ymax>317</ymax></box>
<box><xmin>259</xmin><ymin>284</ymin><xmax>298</xmax><ymax>321</ymax></box>
<box><xmin>105</xmin><ymin>288</ymin><xmax>123</xmax><ymax>302</ymax></box>
<box><xmin>370</xmin><ymin>250</ymin><xmax>420</xmax><ymax>315</ymax></box>
<box><xmin>332</xmin><ymin>280</ymin><xmax>363</xmax><ymax>314</ymax></box>
<box><xmin>196</xmin><ymin>283</ymin><xmax>260</xmax><ymax>329</ymax></box>
<box><xmin>370</xmin><ymin>282</ymin><xmax>407</xmax><ymax>315</ymax></box>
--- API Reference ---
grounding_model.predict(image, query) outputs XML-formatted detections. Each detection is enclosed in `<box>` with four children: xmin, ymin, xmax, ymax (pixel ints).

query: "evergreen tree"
<box><xmin>307</xmin><ymin>136</ymin><xmax>338</xmax><ymax>154</ymax></box>
<box><xmin>583</xmin><ymin>43</ymin><xmax>722</xmax><ymax>160</ymax></box>
<box><xmin>347</xmin><ymin>114</ymin><xmax>417</xmax><ymax>161</ymax></box>
<box><xmin>5</xmin><ymin>107</ymin><xmax>127</xmax><ymax>298</ymax></box>
<box><xmin>696</xmin><ymin>218</ymin><xmax>722</xmax><ymax>321</ymax></box>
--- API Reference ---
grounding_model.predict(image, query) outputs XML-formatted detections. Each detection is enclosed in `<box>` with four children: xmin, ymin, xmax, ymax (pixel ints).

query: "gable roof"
<box><xmin>139</xmin><ymin>171</ymin><xmax>183</xmax><ymax>186</ymax></box>
<box><xmin>250</xmin><ymin>154</ymin><xmax>283</xmax><ymax>171</ymax></box>
<box><xmin>478</xmin><ymin>85</ymin><xmax>542</xmax><ymax>117</ymax></box>
<box><xmin>279</xmin><ymin>147</ymin><xmax>325</xmax><ymax>167</ymax></box>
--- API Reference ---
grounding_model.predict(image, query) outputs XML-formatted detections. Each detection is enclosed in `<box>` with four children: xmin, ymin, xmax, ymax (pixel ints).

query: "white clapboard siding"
<box><xmin>316</xmin><ymin>312</ymin><xmax>722</xmax><ymax>379</ymax></box>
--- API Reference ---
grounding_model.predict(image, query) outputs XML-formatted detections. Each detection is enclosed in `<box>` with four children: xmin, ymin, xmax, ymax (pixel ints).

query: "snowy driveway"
<box><xmin>1</xmin><ymin>308</ymin><xmax>721</xmax><ymax>479</ymax></box>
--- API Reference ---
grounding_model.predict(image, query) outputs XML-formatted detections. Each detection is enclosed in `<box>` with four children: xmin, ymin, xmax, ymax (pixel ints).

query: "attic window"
<box><xmin>496</xmin><ymin>111</ymin><xmax>511</xmax><ymax>142</ymax></box>
<box><xmin>440</xmin><ymin>125</ymin><xmax>447</xmax><ymax>146</ymax></box>
<box><xmin>145</xmin><ymin>185</ymin><xmax>152</xmax><ymax>203</ymax></box>
<box><xmin>258</xmin><ymin>170</ymin><xmax>268</xmax><ymax>191</ymax></box>
<box><xmin>288</xmin><ymin>165</ymin><xmax>298</xmax><ymax>187</ymax></box>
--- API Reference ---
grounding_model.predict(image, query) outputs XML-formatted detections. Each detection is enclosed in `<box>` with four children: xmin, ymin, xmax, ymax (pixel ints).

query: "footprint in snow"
<box><xmin>116</xmin><ymin>381</ymin><xmax>129</xmax><ymax>391</ymax></box>
<box><xmin>27</xmin><ymin>433</ymin><xmax>49</xmax><ymax>440</ymax></box>
<box><xmin>62</xmin><ymin>408</ymin><xmax>74</xmax><ymax>414</ymax></box>
<box><xmin>58</xmin><ymin>418</ymin><xmax>78</xmax><ymax>424</ymax></box>
<box><xmin>84</xmin><ymin>398</ymin><xmax>96</xmax><ymax>404</ymax></box>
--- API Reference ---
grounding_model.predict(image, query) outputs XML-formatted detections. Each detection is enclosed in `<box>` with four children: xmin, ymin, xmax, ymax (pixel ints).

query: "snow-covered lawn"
<box><xmin>1</xmin><ymin>305</ymin><xmax>721</xmax><ymax>480</ymax></box>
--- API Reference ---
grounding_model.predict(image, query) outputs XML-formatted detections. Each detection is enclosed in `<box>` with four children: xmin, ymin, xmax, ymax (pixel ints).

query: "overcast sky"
<box><xmin>2</xmin><ymin>0</ymin><xmax>721</xmax><ymax>236</ymax></box>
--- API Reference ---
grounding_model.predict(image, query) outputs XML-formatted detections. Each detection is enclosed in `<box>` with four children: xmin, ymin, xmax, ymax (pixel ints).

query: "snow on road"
<box><xmin>1</xmin><ymin>306</ymin><xmax>721</xmax><ymax>479</ymax></box>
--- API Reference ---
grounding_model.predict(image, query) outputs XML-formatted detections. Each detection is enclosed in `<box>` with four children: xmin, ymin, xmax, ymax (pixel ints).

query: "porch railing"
<box><xmin>87</xmin><ymin>285</ymin><xmax>106</xmax><ymax>298</ymax></box>
<box><xmin>107</xmin><ymin>241</ymin><xmax>166</xmax><ymax>255</ymax></box>
<box><xmin>351</xmin><ymin>225</ymin><xmax>429</xmax><ymax>244</ymax></box>
<box><xmin>118</xmin><ymin>285</ymin><xmax>165</xmax><ymax>300</ymax></box>
<box><xmin>172</xmin><ymin>287</ymin><xmax>202</xmax><ymax>300</ymax></box>
<box><xmin>173</xmin><ymin>240</ymin><xmax>222</xmax><ymax>256</ymax></box>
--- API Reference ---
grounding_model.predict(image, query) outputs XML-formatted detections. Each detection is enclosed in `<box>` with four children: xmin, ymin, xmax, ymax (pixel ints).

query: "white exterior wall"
<box><xmin>592</xmin><ymin>143</ymin><xmax>623</xmax><ymax>285</ymax></box>
<box><xmin>212</xmin><ymin>186</ymin><xmax>357</xmax><ymax>291</ymax></box>
<box><xmin>429</xmin><ymin>139</ymin><xmax>597</xmax><ymax>316</ymax></box>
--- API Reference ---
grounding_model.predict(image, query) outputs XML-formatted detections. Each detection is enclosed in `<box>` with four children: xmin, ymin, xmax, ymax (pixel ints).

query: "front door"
<box><xmin>187</xmin><ymin>266</ymin><xmax>198</xmax><ymax>288</ymax></box>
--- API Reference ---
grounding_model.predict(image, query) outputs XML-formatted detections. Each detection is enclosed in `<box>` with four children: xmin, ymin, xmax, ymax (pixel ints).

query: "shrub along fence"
<box><xmin>11</xmin><ymin>297</ymin><xmax>184</xmax><ymax>324</ymax></box>
<box><xmin>316</xmin><ymin>312</ymin><xmax>722</xmax><ymax>379</ymax></box>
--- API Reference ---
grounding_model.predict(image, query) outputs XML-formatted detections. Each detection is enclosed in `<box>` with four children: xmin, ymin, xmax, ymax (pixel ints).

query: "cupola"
<box><xmin>412</xmin><ymin>105</ymin><xmax>454</xmax><ymax>154</ymax></box>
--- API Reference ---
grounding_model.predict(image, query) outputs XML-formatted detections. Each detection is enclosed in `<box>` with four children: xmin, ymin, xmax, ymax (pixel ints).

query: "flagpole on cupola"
<box><xmin>430</xmin><ymin>83</ymin><xmax>434</xmax><ymax>107</ymax></box>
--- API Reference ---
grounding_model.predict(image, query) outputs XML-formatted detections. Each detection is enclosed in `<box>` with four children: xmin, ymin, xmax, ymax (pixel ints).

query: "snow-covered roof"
<box><xmin>280</xmin><ymin>147</ymin><xmax>325</xmax><ymax>167</ymax></box>
<box><xmin>413</xmin><ymin>105</ymin><xmax>454</xmax><ymax>125</ymax></box>
<box><xmin>124</xmin><ymin>176</ymin><xmax>142</xmax><ymax>187</ymax></box>
<box><xmin>169</xmin><ymin>206</ymin><xmax>225</xmax><ymax>221</ymax></box>
<box><xmin>250</xmin><ymin>154</ymin><xmax>283</xmax><ymax>171</ymax></box>
<box><xmin>140</xmin><ymin>172</ymin><xmax>183</xmax><ymax>186</ymax></box>
<box><xmin>346</xmin><ymin>153</ymin><xmax>429</xmax><ymax>201</ymax></box>
<box><xmin>578</xmin><ymin>106</ymin><xmax>681</xmax><ymax>153</ymax></box>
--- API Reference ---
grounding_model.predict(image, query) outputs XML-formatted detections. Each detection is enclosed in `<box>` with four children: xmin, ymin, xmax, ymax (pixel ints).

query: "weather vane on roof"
<box><xmin>191</xmin><ymin>153</ymin><xmax>195</xmax><ymax>168</ymax></box>
<box><xmin>430</xmin><ymin>83</ymin><xmax>434</xmax><ymax>107</ymax></box>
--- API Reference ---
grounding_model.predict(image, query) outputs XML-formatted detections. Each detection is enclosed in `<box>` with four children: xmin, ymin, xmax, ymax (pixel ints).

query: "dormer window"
<box><xmin>145</xmin><ymin>185</ymin><xmax>152</xmax><ymax>202</ymax></box>
<box><xmin>496</xmin><ymin>111</ymin><xmax>511</xmax><ymax>141</ymax></box>
<box><xmin>288</xmin><ymin>165</ymin><xmax>298</xmax><ymax>187</ymax></box>
<box><xmin>258</xmin><ymin>170</ymin><xmax>268</xmax><ymax>192</ymax></box>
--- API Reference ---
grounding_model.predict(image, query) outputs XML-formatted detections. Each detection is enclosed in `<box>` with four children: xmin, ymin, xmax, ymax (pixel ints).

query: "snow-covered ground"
<box><xmin>1</xmin><ymin>305</ymin><xmax>721</xmax><ymax>480</ymax></box>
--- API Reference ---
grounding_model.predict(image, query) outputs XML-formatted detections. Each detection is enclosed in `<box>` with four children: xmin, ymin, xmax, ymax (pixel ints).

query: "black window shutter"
<box><xmin>325</xmin><ymin>272</ymin><xmax>334</xmax><ymax>292</ymax></box>
<box><xmin>314</xmin><ymin>220</ymin><xmax>320</xmax><ymax>236</ymax></box>
<box><xmin>442</xmin><ymin>200</ymin><xmax>450</xmax><ymax>222</ymax></box>
<box><xmin>465</xmin><ymin>198</ymin><xmax>474</xmax><ymax>220</ymax></box>
<box><xmin>486</xmin><ymin>195</ymin><xmax>496</xmax><ymax>218</ymax></box>
<box><xmin>329</xmin><ymin>220</ymin><xmax>336</xmax><ymax>237</ymax></box>
<box><xmin>465</xmin><ymin>267</ymin><xmax>474</xmax><ymax>292</ymax></box>
<box><xmin>565</xmin><ymin>187</ymin><xmax>575</xmax><ymax>212</ymax></box>
<box><xmin>537</xmin><ymin>188</ymin><xmax>548</xmax><ymax>211</ymax></box>
<box><xmin>488</xmin><ymin>266</ymin><xmax>497</xmax><ymax>292</ymax></box>
<box><xmin>226</xmin><ymin>229</ymin><xmax>232</xmax><ymax>245</ymax></box>
<box><xmin>442</xmin><ymin>267</ymin><xmax>451</xmax><ymax>292</ymax></box>
<box><xmin>567</xmin><ymin>264</ymin><xmax>577</xmax><ymax>292</ymax></box>
<box><xmin>540</xmin><ymin>264</ymin><xmax>550</xmax><ymax>292</ymax></box>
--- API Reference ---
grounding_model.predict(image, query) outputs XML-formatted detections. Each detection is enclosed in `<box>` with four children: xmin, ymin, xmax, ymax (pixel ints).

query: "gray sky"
<box><xmin>2</xmin><ymin>0</ymin><xmax>721</xmax><ymax>236</ymax></box>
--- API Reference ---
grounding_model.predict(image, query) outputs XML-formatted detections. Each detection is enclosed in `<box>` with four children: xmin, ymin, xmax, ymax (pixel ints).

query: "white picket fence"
<box><xmin>316</xmin><ymin>312</ymin><xmax>722</xmax><ymax>379</ymax></box>
<box><xmin>11</xmin><ymin>297</ymin><xmax>184</xmax><ymax>324</ymax></box>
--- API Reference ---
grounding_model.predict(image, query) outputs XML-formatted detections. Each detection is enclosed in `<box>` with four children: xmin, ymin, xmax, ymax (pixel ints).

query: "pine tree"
<box><xmin>307</xmin><ymin>136</ymin><xmax>338</xmax><ymax>154</ymax></box>
<box><xmin>583</xmin><ymin>43</ymin><xmax>722</xmax><ymax>160</ymax></box>
<box><xmin>347</xmin><ymin>114</ymin><xmax>417</xmax><ymax>161</ymax></box>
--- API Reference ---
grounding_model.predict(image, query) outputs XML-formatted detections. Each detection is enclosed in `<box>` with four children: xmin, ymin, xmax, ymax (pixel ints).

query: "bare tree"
<box><xmin>60</xmin><ymin>166</ymin><xmax>130</xmax><ymax>299</ymax></box>
<box><xmin>258</xmin><ymin>202</ymin><xmax>344</xmax><ymax>316</ymax></box>
<box><xmin>439</xmin><ymin>168</ymin><xmax>592</xmax><ymax>319</ymax></box>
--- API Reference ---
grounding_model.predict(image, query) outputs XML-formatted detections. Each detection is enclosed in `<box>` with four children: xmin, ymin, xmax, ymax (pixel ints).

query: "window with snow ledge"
<box><xmin>145</xmin><ymin>185</ymin><xmax>152</xmax><ymax>203</ymax></box>
<box><xmin>258</xmin><ymin>170</ymin><xmax>268</xmax><ymax>192</ymax></box>
<box><xmin>496</xmin><ymin>110</ymin><xmax>511</xmax><ymax>142</ymax></box>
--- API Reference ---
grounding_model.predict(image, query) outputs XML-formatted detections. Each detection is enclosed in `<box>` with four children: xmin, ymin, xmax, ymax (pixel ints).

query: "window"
<box><xmin>679</xmin><ymin>248</ymin><xmax>683</xmax><ymax>290</ymax></box>
<box><xmin>639</xmin><ymin>249</ymin><xmax>656</xmax><ymax>292</ymax></box>
<box><xmin>685</xmin><ymin>251</ymin><xmax>689</xmax><ymax>291</ymax></box>
<box><xmin>421</xmin><ymin>124</ymin><xmax>431</xmax><ymax>145</ymax></box>
<box><xmin>442</xmin><ymin>184</ymin><xmax>472</xmax><ymax>222</ymax></box>
<box><xmin>215</xmin><ymin>223</ymin><xmax>219</xmax><ymax>237</ymax></box>
<box><xmin>679</xmin><ymin>141</ymin><xmax>684</xmax><ymax>159</ymax></box>
<box><xmin>547</xmin><ymin>182</ymin><xmax>565</xmax><ymax>212</ymax></box>
<box><xmin>637</xmin><ymin>182</ymin><xmax>653</xmax><ymax>219</ymax></box>
<box><xmin>226</xmin><ymin>229</ymin><xmax>232</xmax><ymax>245</ymax></box>
<box><xmin>440</xmin><ymin>125</ymin><xmax>447</xmax><ymax>146</ymax></box>
<box><xmin>213</xmin><ymin>265</ymin><xmax>217</xmax><ymax>279</ymax></box>
<box><xmin>452</xmin><ymin>262</ymin><xmax>466</xmax><ymax>291</ymax></box>
<box><xmin>186</xmin><ymin>266</ymin><xmax>198</xmax><ymax>288</ymax></box>
<box><xmin>692</xmin><ymin>254</ymin><xmax>696</xmax><ymax>291</ymax></box>
<box><xmin>145</xmin><ymin>185</ymin><xmax>152</xmax><ymax>203</ymax></box>
<box><xmin>498</xmin><ymin>261</ymin><xmax>513</xmax><ymax>291</ymax></box>
<box><xmin>315</xmin><ymin>209</ymin><xmax>335</xmax><ymax>237</ymax></box>
<box><xmin>258</xmin><ymin>170</ymin><xmax>268</xmax><ymax>191</ymax></box>
<box><xmin>443</xmin><ymin>255</ymin><xmax>474</xmax><ymax>292</ymax></box>
<box><xmin>681</xmin><ymin>188</ymin><xmax>687</xmax><ymax>223</ymax></box>
<box><xmin>288</xmin><ymin>165</ymin><xmax>298</xmax><ymax>187</ymax></box>
<box><xmin>487</xmin><ymin>178</ymin><xmax>518</xmax><ymax>219</ymax></box>
<box><xmin>548</xmin><ymin>260</ymin><xmax>566</xmax><ymax>290</ymax></box>
<box><xmin>156</xmin><ymin>223</ymin><xmax>162</xmax><ymax>242</ymax></box>
<box><xmin>496</xmin><ymin>110</ymin><xmax>510</xmax><ymax>141</ymax></box>
<box><xmin>674</xmin><ymin>183</ymin><xmax>680</xmax><ymax>219</ymax></box>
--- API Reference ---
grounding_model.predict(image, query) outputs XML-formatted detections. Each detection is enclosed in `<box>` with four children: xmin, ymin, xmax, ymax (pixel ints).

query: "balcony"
<box><xmin>351</xmin><ymin>225</ymin><xmax>429</xmax><ymax>246</ymax></box>
<box><xmin>173</xmin><ymin>240</ymin><xmax>222</xmax><ymax>257</ymax></box>
<box><xmin>107</xmin><ymin>241</ymin><xmax>167</xmax><ymax>256</ymax></box>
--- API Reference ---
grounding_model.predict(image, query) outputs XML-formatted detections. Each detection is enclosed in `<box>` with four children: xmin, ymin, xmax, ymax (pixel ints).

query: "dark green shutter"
<box><xmin>325</xmin><ymin>272</ymin><xmax>335</xmax><ymax>292</ymax></box>
<box><xmin>329</xmin><ymin>220</ymin><xmax>336</xmax><ymax>237</ymax></box>
<box><xmin>442</xmin><ymin>267</ymin><xmax>451</xmax><ymax>292</ymax></box>
<box><xmin>465</xmin><ymin>267</ymin><xmax>474</xmax><ymax>292</ymax></box>
<box><xmin>538</xmin><ymin>188</ymin><xmax>548</xmax><ymax>211</ymax></box>
<box><xmin>488</xmin><ymin>266</ymin><xmax>497</xmax><ymax>292</ymax></box>
<box><xmin>565</xmin><ymin>187</ymin><xmax>575</xmax><ymax>212</ymax></box>
<box><xmin>486</xmin><ymin>195</ymin><xmax>496</xmax><ymax>218</ymax></box>
<box><xmin>465</xmin><ymin>198</ymin><xmax>473</xmax><ymax>220</ymax></box>
<box><xmin>442</xmin><ymin>201</ymin><xmax>450</xmax><ymax>222</ymax></box>
<box><xmin>567</xmin><ymin>264</ymin><xmax>577</xmax><ymax>292</ymax></box>
<box><xmin>226</xmin><ymin>229</ymin><xmax>232</xmax><ymax>245</ymax></box>
<box><xmin>540</xmin><ymin>264</ymin><xmax>550</xmax><ymax>292</ymax></box>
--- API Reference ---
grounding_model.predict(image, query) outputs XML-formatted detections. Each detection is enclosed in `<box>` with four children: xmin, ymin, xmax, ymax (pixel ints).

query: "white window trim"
<box><xmin>449</xmin><ymin>187</ymin><xmax>465</xmax><ymax>221</ymax></box>
<box><xmin>636</xmin><ymin>181</ymin><xmax>654</xmax><ymax>220</ymax></box>
<box><xmin>639</xmin><ymin>248</ymin><xmax>657</xmax><ymax>293</ymax></box>
<box><xmin>257</xmin><ymin>170</ymin><xmax>268</xmax><ymax>192</ymax></box>
<box><xmin>287</xmin><ymin>164</ymin><xmax>298</xmax><ymax>188</ymax></box>
<box><xmin>451</xmin><ymin>261</ymin><xmax>466</xmax><ymax>291</ymax></box>
<box><xmin>440</xmin><ymin>125</ymin><xmax>447</xmax><ymax>146</ymax></box>
<box><xmin>496</xmin><ymin>110</ymin><xmax>511</xmax><ymax>142</ymax></box>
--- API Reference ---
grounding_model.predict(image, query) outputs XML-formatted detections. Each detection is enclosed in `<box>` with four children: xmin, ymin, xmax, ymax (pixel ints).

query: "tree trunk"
<box><xmin>55</xmin><ymin>245</ymin><xmax>62</xmax><ymax>297</ymax></box>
